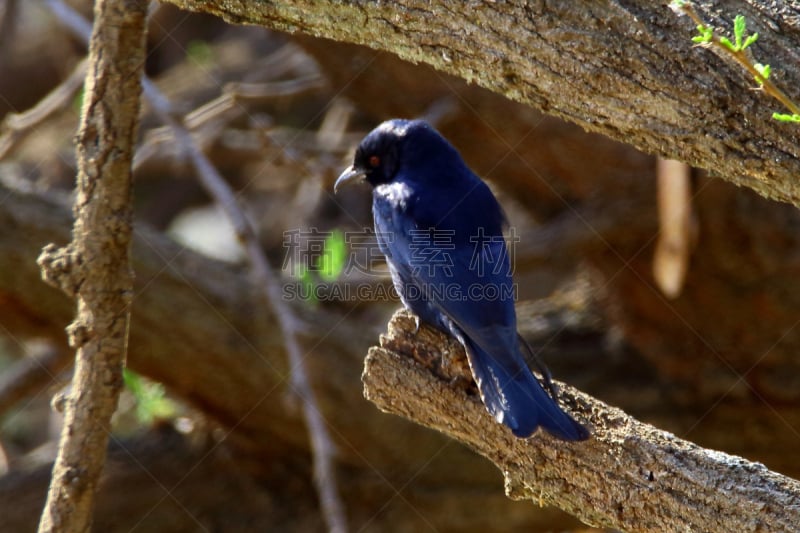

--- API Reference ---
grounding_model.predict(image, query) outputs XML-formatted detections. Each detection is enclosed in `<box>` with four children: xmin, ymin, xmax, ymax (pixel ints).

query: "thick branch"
<box><xmin>0</xmin><ymin>176</ymin><xmax>371</xmax><ymax>466</ymax></box>
<box><xmin>162</xmin><ymin>0</ymin><xmax>800</xmax><ymax>207</ymax></box>
<box><xmin>39</xmin><ymin>2</ymin><xmax>347</xmax><ymax>528</ymax></box>
<box><xmin>35</xmin><ymin>1</ymin><xmax>148</xmax><ymax>531</ymax></box>
<box><xmin>363</xmin><ymin>310</ymin><xmax>800</xmax><ymax>532</ymax></box>
<box><xmin>4</xmin><ymin>173</ymin><xmax>800</xmax><ymax>529</ymax></box>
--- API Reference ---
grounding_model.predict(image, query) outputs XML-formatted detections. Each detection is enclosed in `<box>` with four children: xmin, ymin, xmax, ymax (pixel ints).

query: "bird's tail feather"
<box><xmin>461</xmin><ymin>337</ymin><xmax>589</xmax><ymax>441</ymax></box>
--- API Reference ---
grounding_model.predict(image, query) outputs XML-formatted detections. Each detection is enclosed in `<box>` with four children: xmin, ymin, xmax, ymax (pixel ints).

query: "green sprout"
<box><xmin>318</xmin><ymin>229</ymin><xmax>346</xmax><ymax>282</ymax></box>
<box><xmin>72</xmin><ymin>87</ymin><xmax>85</xmax><ymax>113</ymax></box>
<box><xmin>289</xmin><ymin>229</ymin><xmax>349</xmax><ymax>306</ymax></box>
<box><xmin>123</xmin><ymin>369</ymin><xmax>177</xmax><ymax>424</ymax></box>
<box><xmin>186</xmin><ymin>40</ymin><xmax>214</xmax><ymax>65</ymax></box>
<box><xmin>754</xmin><ymin>63</ymin><xmax>771</xmax><ymax>84</ymax></box>
<box><xmin>718</xmin><ymin>15</ymin><xmax>759</xmax><ymax>52</ymax></box>
<box><xmin>772</xmin><ymin>113</ymin><xmax>800</xmax><ymax>123</ymax></box>
<box><xmin>673</xmin><ymin>2</ymin><xmax>800</xmax><ymax>122</ymax></box>
<box><xmin>692</xmin><ymin>25</ymin><xmax>713</xmax><ymax>45</ymax></box>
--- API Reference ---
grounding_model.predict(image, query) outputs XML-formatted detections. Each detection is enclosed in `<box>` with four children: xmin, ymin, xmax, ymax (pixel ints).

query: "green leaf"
<box><xmin>733</xmin><ymin>15</ymin><xmax>746</xmax><ymax>50</ymax></box>
<box><xmin>123</xmin><ymin>368</ymin><xmax>144</xmax><ymax>396</ymax></box>
<box><xmin>719</xmin><ymin>36</ymin><xmax>736</xmax><ymax>51</ymax></box>
<box><xmin>318</xmin><ymin>229</ymin><xmax>347</xmax><ymax>282</ymax></box>
<box><xmin>692</xmin><ymin>25</ymin><xmax>713</xmax><ymax>44</ymax></box>
<box><xmin>186</xmin><ymin>40</ymin><xmax>213</xmax><ymax>64</ymax></box>
<box><xmin>754</xmin><ymin>63</ymin><xmax>771</xmax><ymax>82</ymax></box>
<box><xmin>742</xmin><ymin>32</ymin><xmax>758</xmax><ymax>50</ymax></box>
<box><xmin>72</xmin><ymin>87</ymin><xmax>85</xmax><ymax>113</ymax></box>
<box><xmin>123</xmin><ymin>369</ymin><xmax>177</xmax><ymax>424</ymax></box>
<box><xmin>772</xmin><ymin>113</ymin><xmax>800</xmax><ymax>123</ymax></box>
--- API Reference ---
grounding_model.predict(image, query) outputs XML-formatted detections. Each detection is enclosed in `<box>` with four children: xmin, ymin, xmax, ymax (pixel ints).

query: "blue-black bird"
<box><xmin>335</xmin><ymin>119</ymin><xmax>588</xmax><ymax>440</ymax></box>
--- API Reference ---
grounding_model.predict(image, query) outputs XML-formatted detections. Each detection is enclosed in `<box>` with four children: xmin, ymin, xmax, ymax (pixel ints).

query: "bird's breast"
<box><xmin>374</xmin><ymin>181</ymin><xmax>415</xmax><ymax>211</ymax></box>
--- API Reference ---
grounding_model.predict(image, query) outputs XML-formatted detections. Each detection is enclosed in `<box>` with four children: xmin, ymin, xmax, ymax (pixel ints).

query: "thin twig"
<box><xmin>143</xmin><ymin>78</ymin><xmax>348</xmax><ymax>533</ymax></box>
<box><xmin>133</xmin><ymin>74</ymin><xmax>324</xmax><ymax>172</ymax></box>
<box><xmin>676</xmin><ymin>2</ymin><xmax>800</xmax><ymax>116</ymax></box>
<box><xmin>653</xmin><ymin>158</ymin><xmax>692</xmax><ymax>299</ymax></box>
<box><xmin>133</xmin><ymin>94</ymin><xmax>239</xmax><ymax>172</ymax></box>
<box><xmin>0</xmin><ymin>58</ymin><xmax>88</xmax><ymax>161</ymax></box>
<box><xmin>44</xmin><ymin>0</ymin><xmax>92</xmax><ymax>37</ymax></box>
<box><xmin>225</xmin><ymin>76</ymin><xmax>325</xmax><ymax>101</ymax></box>
<box><xmin>315</xmin><ymin>99</ymin><xmax>353</xmax><ymax>151</ymax></box>
<box><xmin>42</xmin><ymin>3</ymin><xmax>348</xmax><ymax>530</ymax></box>
<box><xmin>0</xmin><ymin>342</ymin><xmax>70</xmax><ymax>417</ymax></box>
<box><xmin>36</xmin><ymin>0</ymin><xmax>147</xmax><ymax>530</ymax></box>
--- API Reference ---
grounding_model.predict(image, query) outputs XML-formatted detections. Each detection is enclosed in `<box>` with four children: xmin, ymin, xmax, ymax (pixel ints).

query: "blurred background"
<box><xmin>1</xmin><ymin>1</ymin><xmax>800</xmax><ymax>531</ymax></box>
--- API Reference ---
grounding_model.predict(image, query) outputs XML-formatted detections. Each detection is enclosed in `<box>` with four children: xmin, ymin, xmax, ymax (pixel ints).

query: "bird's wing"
<box><xmin>395</xmin><ymin>229</ymin><xmax>588</xmax><ymax>440</ymax></box>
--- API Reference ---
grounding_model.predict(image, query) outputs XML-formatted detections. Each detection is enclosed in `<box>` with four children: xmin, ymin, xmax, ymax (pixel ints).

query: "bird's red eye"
<box><xmin>369</xmin><ymin>155</ymin><xmax>381</xmax><ymax>168</ymax></box>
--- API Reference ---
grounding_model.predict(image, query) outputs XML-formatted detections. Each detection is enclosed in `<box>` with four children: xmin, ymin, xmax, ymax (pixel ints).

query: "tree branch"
<box><xmin>160</xmin><ymin>0</ymin><xmax>800</xmax><ymax>207</ymax></box>
<box><xmin>140</xmin><ymin>79</ymin><xmax>349</xmax><ymax>533</ymax></box>
<box><xmin>653</xmin><ymin>158</ymin><xmax>692</xmax><ymax>299</ymax></box>
<box><xmin>41</xmin><ymin>1</ymin><xmax>348</xmax><ymax>529</ymax></box>
<box><xmin>0</xmin><ymin>342</ymin><xmax>69</xmax><ymax>417</ymax></box>
<box><xmin>363</xmin><ymin>309</ymin><xmax>800</xmax><ymax>531</ymax></box>
<box><xmin>35</xmin><ymin>0</ymin><xmax>148</xmax><ymax>531</ymax></box>
<box><xmin>1</xmin><ymin>173</ymin><xmax>571</xmax><ymax>529</ymax></box>
<box><xmin>4</xmin><ymin>171</ymin><xmax>800</xmax><ymax>529</ymax></box>
<box><xmin>0</xmin><ymin>58</ymin><xmax>87</xmax><ymax>161</ymax></box>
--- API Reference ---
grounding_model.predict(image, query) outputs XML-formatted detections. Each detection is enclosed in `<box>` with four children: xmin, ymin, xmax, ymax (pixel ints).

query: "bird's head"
<box><xmin>335</xmin><ymin>119</ymin><xmax>446</xmax><ymax>192</ymax></box>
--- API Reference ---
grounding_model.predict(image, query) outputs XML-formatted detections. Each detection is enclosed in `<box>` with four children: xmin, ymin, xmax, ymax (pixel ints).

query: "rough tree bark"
<box><xmin>34</xmin><ymin>0</ymin><xmax>148</xmax><ymax>531</ymax></box>
<box><xmin>162</xmin><ymin>0</ymin><xmax>800</xmax><ymax>207</ymax></box>
<box><xmin>364</xmin><ymin>310</ymin><xmax>800</xmax><ymax>531</ymax></box>
<box><xmin>2</xmin><ymin>0</ymin><xmax>800</xmax><ymax>530</ymax></box>
<box><xmin>0</xmin><ymin>177</ymin><xmax>585</xmax><ymax>531</ymax></box>
<box><xmin>2</xmin><ymin>171</ymin><xmax>800</xmax><ymax>530</ymax></box>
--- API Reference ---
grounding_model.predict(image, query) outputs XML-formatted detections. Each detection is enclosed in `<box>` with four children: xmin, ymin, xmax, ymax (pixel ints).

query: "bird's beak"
<box><xmin>334</xmin><ymin>166</ymin><xmax>367</xmax><ymax>193</ymax></box>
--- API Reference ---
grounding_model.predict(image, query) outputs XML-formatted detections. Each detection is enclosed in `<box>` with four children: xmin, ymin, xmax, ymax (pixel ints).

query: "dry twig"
<box><xmin>653</xmin><ymin>158</ymin><xmax>693</xmax><ymax>299</ymax></box>
<box><xmin>0</xmin><ymin>58</ymin><xmax>87</xmax><ymax>161</ymax></box>
<box><xmin>142</xmin><ymin>78</ymin><xmax>349</xmax><ymax>533</ymax></box>
<box><xmin>35</xmin><ymin>0</ymin><xmax>148</xmax><ymax>530</ymax></box>
<box><xmin>133</xmin><ymin>74</ymin><xmax>324</xmax><ymax>172</ymax></box>
<box><xmin>43</xmin><ymin>1</ymin><xmax>348</xmax><ymax>531</ymax></box>
<box><xmin>675</xmin><ymin>2</ymin><xmax>800</xmax><ymax>117</ymax></box>
<box><xmin>0</xmin><ymin>342</ymin><xmax>70</xmax><ymax>417</ymax></box>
